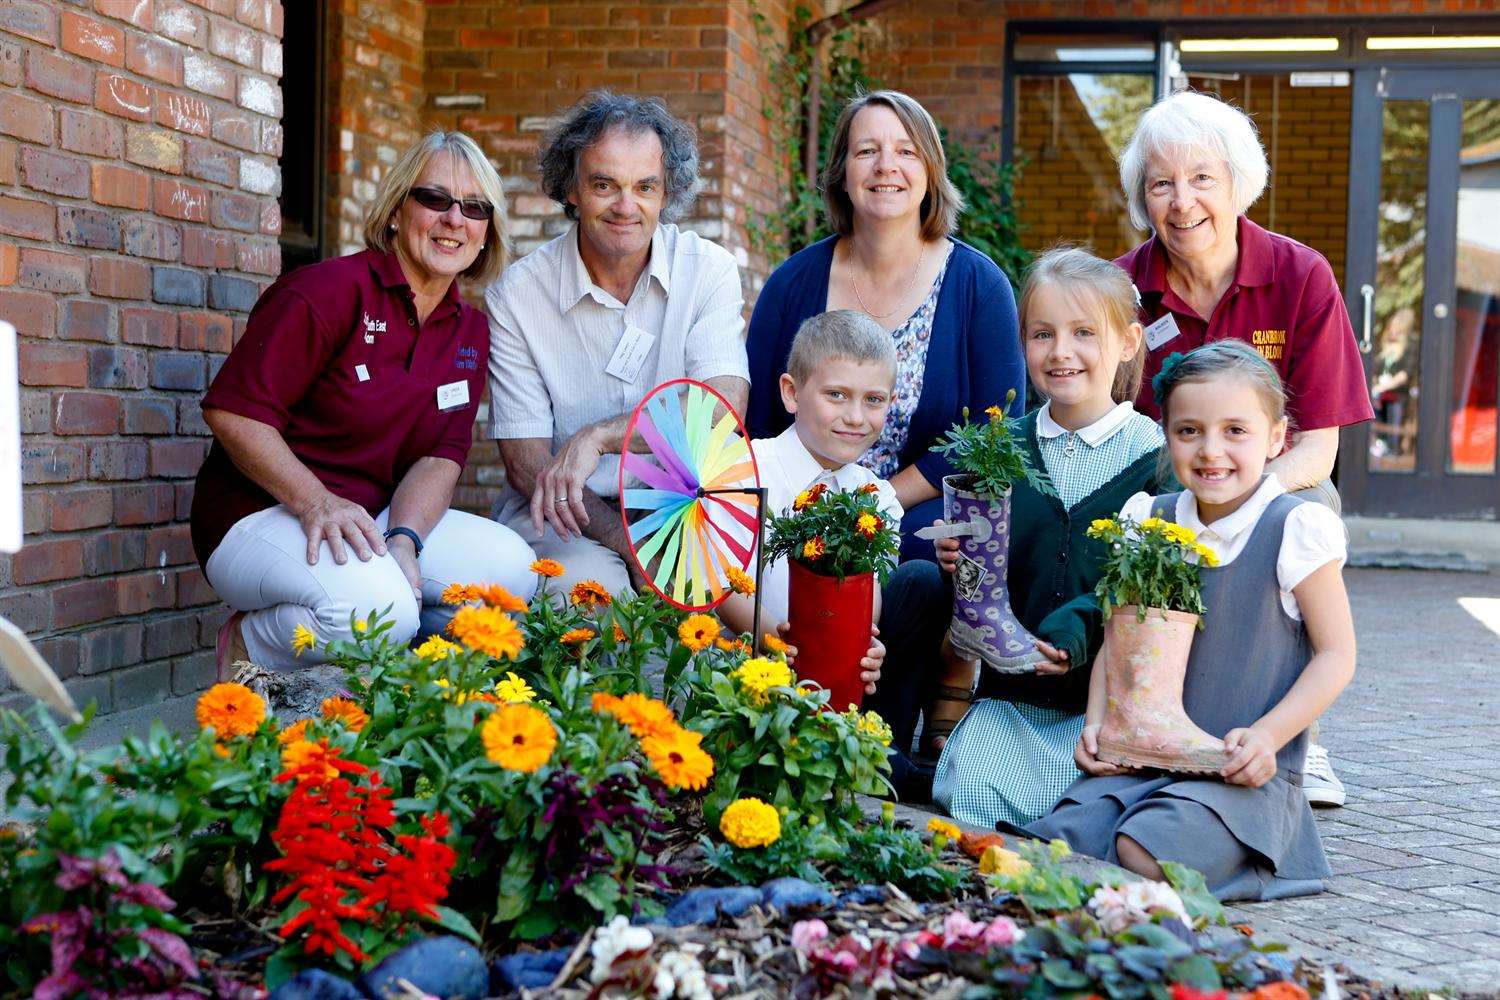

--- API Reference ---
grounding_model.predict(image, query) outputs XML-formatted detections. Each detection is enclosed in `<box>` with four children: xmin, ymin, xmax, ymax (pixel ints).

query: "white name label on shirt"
<box><xmin>436</xmin><ymin>380</ymin><xmax>470</xmax><ymax>411</ymax></box>
<box><xmin>1144</xmin><ymin>313</ymin><xmax>1182</xmax><ymax>352</ymax></box>
<box><xmin>605</xmin><ymin>324</ymin><xmax>655</xmax><ymax>384</ymax></box>
<box><xmin>355</xmin><ymin>364</ymin><xmax>370</xmax><ymax>382</ymax></box>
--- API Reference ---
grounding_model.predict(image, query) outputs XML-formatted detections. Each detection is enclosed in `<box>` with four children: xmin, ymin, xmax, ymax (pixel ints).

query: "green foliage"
<box><xmin>931</xmin><ymin>391</ymin><xmax>1051</xmax><ymax>498</ymax></box>
<box><xmin>764</xmin><ymin>484</ymin><xmax>901</xmax><ymax>581</ymax></box>
<box><xmin>1086</xmin><ymin>515</ymin><xmax>1216</xmax><ymax>621</ymax></box>
<box><xmin>1160</xmin><ymin>862</ymin><xmax>1227</xmax><ymax>927</ymax></box>
<box><xmin>832</xmin><ymin>811</ymin><xmax>962</xmax><ymax>901</ymax></box>
<box><xmin>701</xmin><ymin>813</ymin><xmax>834</xmax><ymax>885</ymax></box>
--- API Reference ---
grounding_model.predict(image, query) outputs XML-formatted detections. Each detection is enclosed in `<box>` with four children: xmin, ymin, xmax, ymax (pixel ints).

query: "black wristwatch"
<box><xmin>383</xmin><ymin>526</ymin><xmax>424</xmax><ymax>556</ymax></box>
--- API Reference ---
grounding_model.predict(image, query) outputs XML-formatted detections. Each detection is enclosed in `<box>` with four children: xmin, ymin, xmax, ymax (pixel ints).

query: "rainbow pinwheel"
<box><xmin>618</xmin><ymin>378</ymin><xmax>764</xmax><ymax>612</ymax></box>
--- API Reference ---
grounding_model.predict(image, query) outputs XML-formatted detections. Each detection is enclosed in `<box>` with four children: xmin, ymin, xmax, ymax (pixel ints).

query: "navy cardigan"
<box><xmin>745</xmin><ymin>236</ymin><xmax>1026</xmax><ymax>487</ymax></box>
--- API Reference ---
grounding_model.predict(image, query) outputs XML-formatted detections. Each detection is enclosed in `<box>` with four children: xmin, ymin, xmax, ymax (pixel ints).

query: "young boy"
<box><xmin>718</xmin><ymin>310</ymin><xmax>901</xmax><ymax>696</ymax></box>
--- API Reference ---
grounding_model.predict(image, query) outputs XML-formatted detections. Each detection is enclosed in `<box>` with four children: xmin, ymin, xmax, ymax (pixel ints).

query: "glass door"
<box><xmin>1340</xmin><ymin>68</ymin><xmax>1500</xmax><ymax>517</ymax></box>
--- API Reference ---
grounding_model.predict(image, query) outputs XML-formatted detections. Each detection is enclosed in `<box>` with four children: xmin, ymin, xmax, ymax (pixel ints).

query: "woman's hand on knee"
<box><xmin>1221</xmin><ymin>727</ymin><xmax>1277</xmax><ymax>787</ymax></box>
<box><xmin>296</xmin><ymin>491</ymin><xmax>386</xmax><ymax>565</ymax></box>
<box><xmin>1076</xmin><ymin>723</ymin><xmax>1128</xmax><ymax>776</ymax></box>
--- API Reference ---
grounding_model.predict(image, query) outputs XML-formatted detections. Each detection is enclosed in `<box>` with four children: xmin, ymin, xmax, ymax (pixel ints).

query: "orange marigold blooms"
<box><xmin>605</xmin><ymin>693</ymin><xmax>677</xmax><ymax>740</ymax></box>
<box><xmin>530</xmin><ymin>558</ymin><xmax>565</xmax><ymax>579</ymax></box>
<box><xmin>561</xmin><ymin>627</ymin><xmax>595</xmax><ymax>645</ymax></box>
<box><xmin>280</xmin><ymin>739</ymin><xmax>340</xmax><ymax>783</ymax></box>
<box><xmin>277</xmin><ymin>719</ymin><xmax>311</xmax><ymax>746</ymax></box>
<box><xmin>612</xmin><ymin>624</ymin><xmax>628</xmax><ymax>643</ymax></box>
<box><xmin>801</xmin><ymin>537</ymin><xmax>826</xmax><ymax>560</ymax></box>
<box><xmin>640</xmin><ymin>726</ymin><xmax>715</xmax><ymax>791</ymax></box>
<box><xmin>855</xmin><ymin>513</ymin><xmax>882</xmax><ymax>539</ymax></box>
<box><xmin>716</xmin><ymin>637</ymin><xmax>751</xmax><ymax>655</ymax></box>
<box><xmin>441</xmin><ymin>583</ymin><xmax>480</xmax><ymax>605</ymax></box>
<box><xmin>195</xmin><ymin>683</ymin><xmax>266</xmax><ymax>739</ymax></box>
<box><xmin>447</xmin><ymin>604</ymin><xmax>525</xmax><ymax>660</ymax></box>
<box><xmin>569</xmin><ymin>580</ymin><xmax>612</xmax><ymax>609</ymax></box>
<box><xmin>591</xmin><ymin>692</ymin><xmax>622</xmax><ymax>715</ymax></box>
<box><xmin>792</xmin><ymin>482</ymin><xmax>827</xmax><ymax>511</ymax></box>
<box><xmin>320</xmin><ymin>697</ymin><xmax>368</xmax><ymax>732</ymax></box>
<box><xmin>1246</xmin><ymin>986</ymin><xmax>1310</xmax><ymax>1000</ymax></box>
<box><xmin>677</xmin><ymin>613</ymin><xmax>720</xmax><ymax>652</ymax></box>
<box><xmin>477</xmin><ymin>584</ymin><xmax>528</xmax><ymax>613</ymax></box>
<box><xmin>480</xmin><ymin>704</ymin><xmax>557</xmax><ymax>773</ymax></box>
<box><xmin>856</xmin><ymin>483</ymin><xmax>880</xmax><ymax>495</ymax></box>
<box><xmin>726</xmin><ymin>566</ymin><xmax>755</xmax><ymax>595</ymax></box>
<box><xmin>762</xmin><ymin>633</ymin><xmax>790</xmax><ymax>655</ymax></box>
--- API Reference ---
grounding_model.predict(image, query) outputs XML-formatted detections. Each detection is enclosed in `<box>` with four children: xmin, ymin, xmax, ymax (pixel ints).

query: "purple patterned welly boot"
<box><xmin>930</xmin><ymin>475</ymin><xmax>1044</xmax><ymax>673</ymax></box>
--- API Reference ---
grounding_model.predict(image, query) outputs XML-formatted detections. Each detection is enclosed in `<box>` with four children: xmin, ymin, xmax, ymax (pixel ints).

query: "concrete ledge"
<box><xmin>1345</xmin><ymin>516</ymin><xmax>1500</xmax><ymax>570</ymax></box>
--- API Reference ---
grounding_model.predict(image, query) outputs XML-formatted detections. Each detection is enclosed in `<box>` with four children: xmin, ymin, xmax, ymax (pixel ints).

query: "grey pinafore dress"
<box><xmin>1023</xmin><ymin>492</ymin><xmax>1331</xmax><ymax>901</ymax></box>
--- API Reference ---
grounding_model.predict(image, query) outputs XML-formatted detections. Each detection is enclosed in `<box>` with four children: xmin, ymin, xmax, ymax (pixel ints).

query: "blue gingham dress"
<box><xmin>933</xmin><ymin>409</ymin><xmax>1163</xmax><ymax>829</ymax></box>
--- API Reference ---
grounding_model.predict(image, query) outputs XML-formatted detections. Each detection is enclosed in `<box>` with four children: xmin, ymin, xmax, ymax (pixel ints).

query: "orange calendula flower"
<box><xmin>530</xmin><ymin>558</ymin><xmax>565</xmax><ymax>579</ymax></box>
<box><xmin>195</xmin><ymin>683</ymin><xmax>266</xmax><ymax>739</ymax></box>
<box><xmin>320</xmin><ymin>696</ymin><xmax>368</xmax><ymax>732</ymax></box>
<box><xmin>277</xmin><ymin>719</ymin><xmax>311</xmax><ymax>746</ymax></box>
<box><xmin>561</xmin><ymin>627</ymin><xmax>595</xmax><ymax>645</ymax></box>
<box><xmin>762</xmin><ymin>633</ymin><xmax>790</xmax><ymax>655</ymax></box>
<box><xmin>801</xmin><ymin>537</ymin><xmax>826</xmax><ymax>560</ymax></box>
<box><xmin>569</xmin><ymin>580</ymin><xmax>612</xmax><ymax>609</ymax></box>
<box><xmin>441</xmin><ymin>583</ymin><xmax>480</xmax><ymax>605</ymax></box>
<box><xmin>604</xmin><ymin>693</ymin><xmax>677</xmax><ymax>740</ymax></box>
<box><xmin>716</xmin><ymin>637</ymin><xmax>751</xmax><ymax>654</ymax></box>
<box><xmin>447</xmin><ymin>604</ymin><xmax>525</xmax><ymax>660</ymax></box>
<box><xmin>477</xmin><ymin>584</ymin><xmax>528</xmax><ymax>613</ymax></box>
<box><xmin>725</xmin><ymin>566</ymin><xmax>756</xmax><ymax>595</ymax></box>
<box><xmin>856</xmin><ymin>513</ymin><xmax>882</xmax><ymax>539</ymax></box>
<box><xmin>480</xmin><ymin>703</ymin><xmax>557</xmax><ymax>773</ymax></box>
<box><xmin>677</xmin><ymin>613</ymin><xmax>720</xmax><ymax>652</ymax></box>
<box><xmin>280</xmin><ymin>739</ymin><xmax>340</xmax><ymax>783</ymax></box>
<box><xmin>591</xmin><ymin>692</ymin><xmax>622</xmax><ymax>715</ymax></box>
<box><xmin>641</xmin><ymin>726</ymin><xmax>715</xmax><ymax>791</ymax></box>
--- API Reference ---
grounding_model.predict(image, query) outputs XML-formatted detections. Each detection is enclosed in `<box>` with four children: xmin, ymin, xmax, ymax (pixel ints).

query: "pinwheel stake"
<box><xmin>618</xmin><ymin>379</ymin><xmax>767</xmax><ymax>648</ymax></box>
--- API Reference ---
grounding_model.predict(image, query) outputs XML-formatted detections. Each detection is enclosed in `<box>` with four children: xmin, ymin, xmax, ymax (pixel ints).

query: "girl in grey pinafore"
<box><xmin>1023</xmin><ymin>491</ymin><xmax>1331</xmax><ymax>901</ymax></box>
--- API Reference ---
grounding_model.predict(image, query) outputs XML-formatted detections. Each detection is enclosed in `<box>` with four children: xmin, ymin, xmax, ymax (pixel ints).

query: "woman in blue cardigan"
<box><xmin>746</xmin><ymin>90</ymin><xmax>1026</xmax><ymax>562</ymax></box>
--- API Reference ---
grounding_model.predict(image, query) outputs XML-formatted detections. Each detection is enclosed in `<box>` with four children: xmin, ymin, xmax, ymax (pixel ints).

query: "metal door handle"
<box><xmin>1359</xmin><ymin>284</ymin><xmax>1374</xmax><ymax>353</ymax></box>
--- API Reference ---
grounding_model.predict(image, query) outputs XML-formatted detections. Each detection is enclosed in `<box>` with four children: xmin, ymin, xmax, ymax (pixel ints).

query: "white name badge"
<box><xmin>605</xmin><ymin>324</ymin><xmax>655</xmax><ymax>384</ymax></box>
<box><xmin>354</xmin><ymin>364</ymin><xmax>370</xmax><ymax>382</ymax></box>
<box><xmin>1144</xmin><ymin>313</ymin><xmax>1182</xmax><ymax>352</ymax></box>
<box><xmin>0</xmin><ymin>321</ymin><xmax>20</xmax><ymax>553</ymax></box>
<box><xmin>436</xmin><ymin>379</ymin><xmax>470</xmax><ymax>412</ymax></box>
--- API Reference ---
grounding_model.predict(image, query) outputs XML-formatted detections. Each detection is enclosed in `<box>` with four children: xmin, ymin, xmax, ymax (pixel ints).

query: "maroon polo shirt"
<box><xmin>191</xmin><ymin>249</ymin><xmax>488</xmax><ymax>565</ymax></box>
<box><xmin>1117</xmin><ymin>216</ymin><xmax>1374</xmax><ymax>430</ymax></box>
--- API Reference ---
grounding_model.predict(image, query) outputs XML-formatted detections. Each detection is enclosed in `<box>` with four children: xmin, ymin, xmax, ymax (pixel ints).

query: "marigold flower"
<box><xmin>857</xmin><ymin>482</ymin><xmax>880</xmax><ymax>495</ymax></box>
<box><xmin>677</xmin><ymin>613</ymin><xmax>721</xmax><ymax>652</ymax></box>
<box><xmin>530</xmin><ymin>558</ymin><xmax>565</xmax><ymax>578</ymax></box>
<box><xmin>1244</xmin><ymin>985</ymin><xmax>1310</xmax><ymax>1000</ymax></box>
<box><xmin>726</xmin><ymin>566</ymin><xmax>756</xmax><ymax>595</ymax></box>
<box><xmin>801</xmin><ymin>536</ymin><xmax>826</xmax><ymax>560</ymax></box>
<box><xmin>354</xmin><ymin>618</ymin><xmax>368</xmax><ymax>633</ymax></box>
<box><xmin>476</xmin><ymin>584</ymin><xmax>528</xmax><ymax>613</ymax></box>
<box><xmin>570</xmin><ymin>579</ymin><xmax>613</xmax><ymax>609</ymax></box>
<box><xmin>196</xmin><ymin>683</ymin><xmax>266</xmax><ymax>739</ymax></box>
<box><xmin>560</xmin><ymin>627</ymin><xmax>596</xmax><ymax>645</ymax></box>
<box><xmin>720</xmin><ymin>797</ymin><xmax>781</xmax><ymax>848</ymax></box>
<box><xmin>1087</xmin><ymin>518</ymin><xmax>1118</xmax><ymax>537</ymax></box>
<box><xmin>641</xmin><ymin>726</ymin><xmax>714</xmax><ymax>791</ymax></box>
<box><xmin>280</xmin><ymin>739</ymin><xmax>340</xmax><ymax>783</ymax></box>
<box><xmin>291</xmin><ymin>624</ymin><xmax>317</xmax><ymax>657</ymax></box>
<box><xmin>480</xmin><ymin>703</ymin><xmax>557</xmax><ymax>773</ymax></box>
<box><xmin>792</xmin><ymin>482</ymin><xmax>827</xmax><ymax>511</ymax></box>
<box><xmin>1140</xmin><ymin>516</ymin><xmax>1167</xmax><ymax>532</ymax></box>
<box><xmin>441</xmin><ymin>583</ymin><xmax>480</xmax><ymax>605</ymax></box>
<box><xmin>979</xmin><ymin>845</ymin><xmax>1031</xmax><ymax>879</ymax></box>
<box><xmin>985</xmin><ymin>404</ymin><xmax>1004</xmax><ymax>419</ymax></box>
<box><xmin>927</xmin><ymin>817</ymin><xmax>962</xmax><ymax>844</ymax></box>
<box><xmin>733</xmin><ymin>656</ymin><xmax>793</xmax><ymax>706</ymax></box>
<box><xmin>447</xmin><ymin>604</ymin><xmax>525</xmax><ymax>660</ymax></box>
<box><xmin>604</xmin><ymin>692</ymin><xmax>677</xmax><ymax>739</ymax></box>
<box><xmin>612</xmin><ymin>624</ymin><xmax>628</xmax><ymax>643</ymax></box>
<box><xmin>853</xmin><ymin>710</ymin><xmax>893</xmax><ymax>746</ymax></box>
<box><xmin>278</xmin><ymin>719</ymin><xmax>311</xmax><ymax>746</ymax></box>
<box><xmin>414</xmin><ymin>634</ymin><xmax>461</xmax><ymax>660</ymax></box>
<box><xmin>1194</xmin><ymin>543</ymin><xmax>1220</xmax><ymax>568</ymax></box>
<box><xmin>716</xmin><ymin>637</ymin><xmax>751</xmax><ymax>655</ymax></box>
<box><xmin>855</xmin><ymin>512</ymin><xmax>882</xmax><ymax>539</ymax></box>
<box><xmin>762</xmin><ymin>633</ymin><xmax>789</xmax><ymax>655</ymax></box>
<box><xmin>493</xmin><ymin>671</ymin><xmax>535</xmax><ymax>704</ymax></box>
<box><xmin>321</xmin><ymin>696</ymin><xmax>368</xmax><ymax>732</ymax></box>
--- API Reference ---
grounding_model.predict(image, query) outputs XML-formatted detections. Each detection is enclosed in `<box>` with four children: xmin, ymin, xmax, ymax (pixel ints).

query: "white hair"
<box><xmin>1118</xmin><ymin>91</ymin><xmax>1269</xmax><ymax>233</ymax></box>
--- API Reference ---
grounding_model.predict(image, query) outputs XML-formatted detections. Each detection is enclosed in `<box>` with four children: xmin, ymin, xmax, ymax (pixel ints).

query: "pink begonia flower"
<box><xmin>791</xmin><ymin>919</ymin><xmax>830</xmax><ymax>954</ymax></box>
<box><xmin>940</xmin><ymin>910</ymin><xmax>986</xmax><ymax>948</ymax></box>
<box><xmin>980</xmin><ymin>915</ymin><xmax>1023</xmax><ymax>948</ymax></box>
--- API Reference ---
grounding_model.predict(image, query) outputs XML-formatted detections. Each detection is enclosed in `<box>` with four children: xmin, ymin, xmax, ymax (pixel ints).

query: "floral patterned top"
<box><xmin>860</xmin><ymin>243</ymin><xmax>955</xmax><ymax>478</ymax></box>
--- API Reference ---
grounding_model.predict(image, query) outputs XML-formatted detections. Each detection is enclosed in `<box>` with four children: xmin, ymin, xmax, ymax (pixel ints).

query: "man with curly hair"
<box><xmin>485</xmin><ymin>92</ymin><xmax>750</xmax><ymax>598</ymax></box>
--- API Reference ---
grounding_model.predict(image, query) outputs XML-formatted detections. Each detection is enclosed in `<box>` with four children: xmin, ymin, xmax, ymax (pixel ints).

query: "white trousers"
<box><xmin>493</xmin><ymin>487</ymin><xmax>633</xmax><ymax>601</ymax></box>
<box><xmin>205</xmin><ymin>504</ymin><xmax>537</xmax><ymax>670</ymax></box>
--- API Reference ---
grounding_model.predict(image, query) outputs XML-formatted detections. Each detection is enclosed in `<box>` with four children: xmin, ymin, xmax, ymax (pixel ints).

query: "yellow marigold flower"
<box><xmin>792</xmin><ymin>482</ymin><xmax>826</xmax><ymax>511</ymax></box>
<box><xmin>476</xmin><ymin>584</ymin><xmax>528</xmax><ymax>613</ymax></box>
<box><xmin>530</xmin><ymin>558</ymin><xmax>565</xmax><ymax>579</ymax></box>
<box><xmin>195</xmin><ymin>683</ymin><xmax>265</xmax><ymax>739</ymax></box>
<box><xmin>733</xmin><ymin>656</ymin><xmax>793</xmax><ymax>706</ymax></box>
<box><xmin>1140</xmin><ymin>517</ymin><xmax>1167</xmax><ymax>533</ymax></box>
<box><xmin>320</xmin><ymin>697</ymin><xmax>367</xmax><ymax>732</ymax></box>
<box><xmin>677</xmin><ymin>613</ymin><xmax>720</xmax><ymax>652</ymax></box>
<box><xmin>855</xmin><ymin>710</ymin><xmax>893</xmax><ymax>746</ymax></box>
<box><xmin>570</xmin><ymin>579</ymin><xmax>612</xmax><ymax>609</ymax></box>
<box><xmin>985</xmin><ymin>404</ymin><xmax>1005</xmax><ymax>419</ymax></box>
<box><xmin>354</xmin><ymin>618</ymin><xmax>368</xmax><ymax>633</ymax></box>
<box><xmin>855</xmin><ymin>512</ymin><xmax>881</xmax><ymax>539</ymax></box>
<box><xmin>480</xmin><ymin>703</ymin><xmax>557</xmax><ymax>773</ymax></box>
<box><xmin>979</xmin><ymin>845</ymin><xmax>1032</xmax><ymax>879</ymax></box>
<box><xmin>291</xmin><ymin>624</ymin><xmax>317</xmax><ymax>657</ymax></box>
<box><xmin>762</xmin><ymin>633</ymin><xmax>789</xmax><ymax>655</ymax></box>
<box><xmin>1165</xmin><ymin>523</ymin><xmax>1198</xmax><ymax>547</ymax></box>
<box><xmin>493</xmin><ymin>671</ymin><xmax>535</xmax><ymax>704</ymax></box>
<box><xmin>720</xmin><ymin>797</ymin><xmax>781</xmax><ymax>849</ymax></box>
<box><xmin>414</xmin><ymin>635</ymin><xmax>460</xmax><ymax>660</ymax></box>
<box><xmin>448</xmin><ymin>604</ymin><xmax>525</xmax><ymax>660</ymax></box>
<box><xmin>280</xmin><ymin>739</ymin><xmax>339</xmax><ymax>783</ymax></box>
<box><xmin>801</xmin><ymin>536</ymin><xmax>825</xmax><ymax>560</ymax></box>
<box><xmin>442</xmin><ymin>583</ymin><xmax>480</xmax><ymax>605</ymax></box>
<box><xmin>1087</xmin><ymin>518</ymin><xmax>1117</xmax><ymax>536</ymax></box>
<box><xmin>927</xmin><ymin>817</ymin><xmax>962</xmax><ymax>843</ymax></box>
<box><xmin>726</xmin><ymin>566</ymin><xmax>756</xmax><ymax>595</ymax></box>
<box><xmin>1195</xmin><ymin>543</ymin><xmax>1220</xmax><ymax>568</ymax></box>
<box><xmin>560</xmin><ymin>627</ymin><xmax>596</xmax><ymax>645</ymax></box>
<box><xmin>277</xmin><ymin>719</ymin><xmax>310</xmax><ymax>746</ymax></box>
<box><xmin>641</xmin><ymin>726</ymin><xmax>714</xmax><ymax>791</ymax></box>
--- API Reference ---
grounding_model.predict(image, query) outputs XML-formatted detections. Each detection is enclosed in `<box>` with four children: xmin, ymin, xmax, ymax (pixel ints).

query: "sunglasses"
<box><xmin>407</xmin><ymin>186</ymin><xmax>493</xmax><ymax>221</ymax></box>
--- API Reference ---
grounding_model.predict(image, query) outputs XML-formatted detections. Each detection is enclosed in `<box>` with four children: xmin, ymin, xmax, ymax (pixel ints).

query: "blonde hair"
<box><xmin>821</xmin><ymin>90</ymin><xmax>963</xmax><ymax>241</ymax></box>
<box><xmin>1019</xmin><ymin>247</ymin><xmax>1145</xmax><ymax>404</ymax></box>
<box><xmin>363</xmin><ymin>130</ymin><xmax>511</xmax><ymax>285</ymax></box>
<box><xmin>786</xmin><ymin>310</ymin><xmax>897</xmax><ymax>385</ymax></box>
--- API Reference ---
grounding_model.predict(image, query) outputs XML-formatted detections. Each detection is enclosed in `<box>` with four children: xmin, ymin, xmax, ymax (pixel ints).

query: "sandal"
<box><xmin>215</xmin><ymin>611</ymin><xmax>247</xmax><ymax>682</ymax></box>
<box><xmin>921</xmin><ymin>683</ymin><xmax>974</xmax><ymax>759</ymax></box>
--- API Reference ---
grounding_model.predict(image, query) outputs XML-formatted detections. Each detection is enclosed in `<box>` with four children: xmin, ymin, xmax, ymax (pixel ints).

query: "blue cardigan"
<box><xmin>746</xmin><ymin>236</ymin><xmax>1025</xmax><ymax>487</ymax></box>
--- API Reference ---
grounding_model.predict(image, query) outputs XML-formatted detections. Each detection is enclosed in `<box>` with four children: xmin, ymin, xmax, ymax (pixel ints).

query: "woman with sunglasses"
<box><xmin>191</xmin><ymin>131</ymin><xmax>538</xmax><ymax>674</ymax></box>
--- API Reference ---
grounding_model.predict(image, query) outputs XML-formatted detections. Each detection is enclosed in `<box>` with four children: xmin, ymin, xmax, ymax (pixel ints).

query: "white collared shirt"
<box><xmin>1036</xmin><ymin>400</ymin><xmax>1138</xmax><ymax>445</ymax></box>
<box><xmin>484</xmin><ymin>222</ymin><xmax>750</xmax><ymax>497</ymax></box>
<box><xmin>1035</xmin><ymin>401</ymin><xmax>1163</xmax><ymax>510</ymax></box>
<box><xmin>1120</xmin><ymin>476</ymin><xmax>1346</xmax><ymax>620</ymax></box>
<box><xmin>750</xmin><ymin>426</ymin><xmax>904</xmax><ymax>624</ymax></box>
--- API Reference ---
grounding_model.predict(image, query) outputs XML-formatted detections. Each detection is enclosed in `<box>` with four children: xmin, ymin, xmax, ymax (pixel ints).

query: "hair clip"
<box><xmin>1131</xmin><ymin>282</ymin><xmax>1143</xmax><ymax>310</ymax></box>
<box><xmin>1151</xmin><ymin>352</ymin><xmax>1187</xmax><ymax>409</ymax></box>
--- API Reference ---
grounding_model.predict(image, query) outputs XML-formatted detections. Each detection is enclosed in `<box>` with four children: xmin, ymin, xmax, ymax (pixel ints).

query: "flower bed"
<box><xmin>0</xmin><ymin>564</ymin><xmax>1385</xmax><ymax>998</ymax></box>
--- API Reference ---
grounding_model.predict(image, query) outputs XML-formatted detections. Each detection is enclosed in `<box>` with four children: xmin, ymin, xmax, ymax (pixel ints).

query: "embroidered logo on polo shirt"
<box><xmin>454</xmin><ymin>344</ymin><xmax>480</xmax><ymax>371</ymax></box>
<box><xmin>1251</xmin><ymin>329</ymin><xmax>1286</xmax><ymax>361</ymax></box>
<box><xmin>361</xmin><ymin>311</ymin><xmax>387</xmax><ymax>344</ymax></box>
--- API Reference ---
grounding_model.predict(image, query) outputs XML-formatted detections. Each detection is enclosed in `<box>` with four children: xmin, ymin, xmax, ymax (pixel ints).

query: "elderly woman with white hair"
<box><xmin>1114</xmin><ymin>91</ymin><xmax>1372</xmax><ymax>808</ymax></box>
<box><xmin>192</xmin><ymin>130</ymin><xmax>537</xmax><ymax>673</ymax></box>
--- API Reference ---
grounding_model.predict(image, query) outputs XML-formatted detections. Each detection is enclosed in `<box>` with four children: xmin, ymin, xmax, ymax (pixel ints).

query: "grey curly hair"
<box><xmin>538</xmin><ymin>92</ymin><xmax>702</xmax><ymax>222</ymax></box>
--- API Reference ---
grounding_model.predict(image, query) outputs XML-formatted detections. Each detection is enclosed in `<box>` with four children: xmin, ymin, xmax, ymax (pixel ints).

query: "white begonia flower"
<box><xmin>589</xmin><ymin>915</ymin><xmax>655</xmax><ymax>983</ymax></box>
<box><xmin>1123</xmin><ymin>880</ymin><xmax>1189</xmax><ymax>924</ymax></box>
<box><xmin>651</xmin><ymin>950</ymin><xmax>711</xmax><ymax>1000</ymax></box>
<box><xmin>1088</xmin><ymin>880</ymin><xmax>1190</xmax><ymax>934</ymax></box>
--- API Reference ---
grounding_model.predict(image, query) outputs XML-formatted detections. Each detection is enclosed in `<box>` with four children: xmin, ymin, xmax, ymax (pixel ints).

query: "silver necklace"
<box><xmin>848</xmin><ymin>242</ymin><xmax>924</xmax><ymax>320</ymax></box>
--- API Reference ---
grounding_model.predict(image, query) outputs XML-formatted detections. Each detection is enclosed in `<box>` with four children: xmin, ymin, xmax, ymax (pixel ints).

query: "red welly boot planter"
<box><xmin>1094</xmin><ymin>606</ymin><xmax>1229</xmax><ymax>774</ymax></box>
<box><xmin>786</xmin><ymin>559</ymin><xmax>874</xmax><ymax>711</ymax></box>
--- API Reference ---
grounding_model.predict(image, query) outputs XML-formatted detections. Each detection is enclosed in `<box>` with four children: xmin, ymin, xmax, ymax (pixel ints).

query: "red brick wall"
<box><xmin>0</xmin><ymin>0</ymin><xmax>283</xmax><ymax>715</ymax></box>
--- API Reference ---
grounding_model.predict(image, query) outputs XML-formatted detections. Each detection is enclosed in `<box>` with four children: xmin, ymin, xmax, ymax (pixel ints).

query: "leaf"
<box><xmin>263</xmin><ymin>946</ymin><xmax>302</xmax><ymax>991</ymax></box>
<box><xmin>574</xmin><ymin>872</ymin><xmax>623</xmax><ymax>912</ymax></box>
<box><xmin>513</xmin><ymin>906</ymin><xmax>560</xmax><ymax>941</ymax></box>
<box><xmin>1160</xmin><ymin>861</ymin><xmax>1226</xmax><ymax>925</ymax></box>
<box><xmin>431</xmin><ymin>904</ymin><xmax>482</xmax><ymax>944</ymax></box>
<box><xmin>1040</xmin><ymin>958</ymin><xmax>1090</xmax><ymax>988</ymax></box>
<box><xmin>1166</xmin><ymin>953</ymin><xmax>1222</xmax><ymax>989</ymax></box>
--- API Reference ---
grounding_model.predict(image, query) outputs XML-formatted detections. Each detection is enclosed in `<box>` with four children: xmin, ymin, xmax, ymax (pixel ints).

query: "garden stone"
<box><xmin>760</xmin><ymin>877</ymin><xmax>834</xmax><ymax>912</ymax></box>
<box><xmin>837</xmin><ymin>884</ymin><xmax>889</xmax><ymax>906</ymax></box>
<box><xmin>268</xmin><ymin>969</ymin><xmax>367</xmax><ymax>1000</ymax></box>
<box><xmin>232</xmin><ymin>662</ymin><xmax>349</xmax><ymax>719</ymax></box>
<box><xmin>491</xmin><ymin>948</ymin><xmax>572</xmax><ymax>991</ymax></box>
<box><xmin>661</xmin><ymin>886</ymin><xmax>764</xmax><ymax>926</ymax></box>
<box><xmin>359</xmin><ymin>936</ymin><xmax>488</xmax><ymax>999</ymax></box>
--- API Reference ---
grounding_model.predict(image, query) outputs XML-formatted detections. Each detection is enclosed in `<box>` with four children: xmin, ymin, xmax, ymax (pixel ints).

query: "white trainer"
<box><xmin>1302</xmin><ymin>743</ymin><xmax>1346</xmax><ymax>808</ymax></box>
